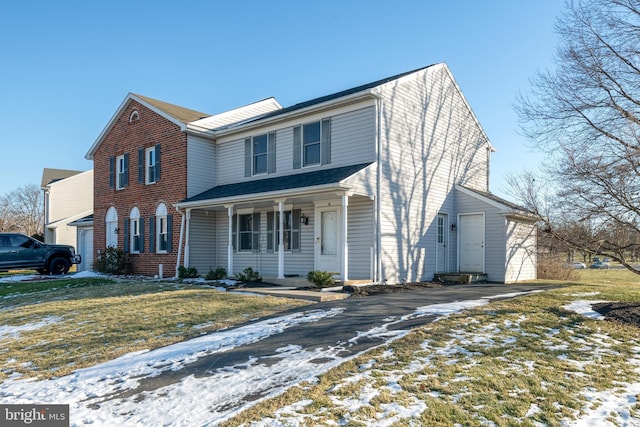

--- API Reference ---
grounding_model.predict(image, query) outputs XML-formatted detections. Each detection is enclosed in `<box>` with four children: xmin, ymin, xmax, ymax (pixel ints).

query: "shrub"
<box><xmin>537</xmin><ymin>257</ymin><xmax>580</xmax><ymax>281</ymax></box>
<box><xmin>306</xmin><ymin>270</ymin><xmax>336</xmax><ymax>288</ymax></box>
<box><xmin>205</xmin><ymin>267</ymin><xmax>227</xmax><ymax>281</ymax></box>
<box><xmin>178</xmin><ymin>266</ymin><xmax>199</xmax><ymax>279</ymax></box>
<box><xmin>94</xmin><ymin>247</ymin><xmax>128</xmax><ymax>275</ymax></box>
<box><xmin>236</xmin><ymin>267</ymin><xmax>262</xmax><ymax>282</ymax></box>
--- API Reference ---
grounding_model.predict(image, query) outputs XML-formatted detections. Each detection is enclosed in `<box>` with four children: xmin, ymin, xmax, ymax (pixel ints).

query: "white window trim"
<box><xmin>302</xmin><ymin>121</ymin><xmax>321</xmax><ymax>168</ymax></box>
<box><xmin>252</xmin><ymin>134</ymin><xmax>268</xmax><ymax>175</ymax></box>
<box><xmin>130</xmin><ymin>207</ymin><xmax>141</xmax><ymax>254</ymax></box>
<box><xmin>145</xmin><ymin>146</ymin><xmax>157</xmax><ymax>185</ymax></box>
<box><xmin>116</xmin><ymin>154</ymin><xmax>126</xmax><ymax>190</ymax></box>
<box><xmin>156</xmin><ymin>203</ymin><xmax>168</xmax><ymax>254</ymax></box>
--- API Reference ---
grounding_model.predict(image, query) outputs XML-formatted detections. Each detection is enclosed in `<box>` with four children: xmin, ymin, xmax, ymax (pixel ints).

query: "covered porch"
<box><xmin>174</xmin><ymin>163</ymin><xmax>377</xmax><ymax>282</ymax></box>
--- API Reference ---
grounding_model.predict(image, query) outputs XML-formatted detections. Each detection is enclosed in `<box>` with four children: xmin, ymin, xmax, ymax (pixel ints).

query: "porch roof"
<box><xmin>179</xmin><ymin>162</ymin><xmax>373</xmax><ymax>207</ymax></box>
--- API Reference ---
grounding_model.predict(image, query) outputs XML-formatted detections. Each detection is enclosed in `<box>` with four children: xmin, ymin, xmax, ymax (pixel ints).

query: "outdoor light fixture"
<box><xmin>114</xmin><ymin>228</ymin><xmax>119</xmax><ymax>234</ymax></box>
<box><xmin>450</xmin><ymin>223</ymin><xmax>457</xmax><ymax>232</ymax></box>
<box><xmin>300</xmin><ymin>213</ymin><xmax>309</xmax><ymax>225</ymax></box>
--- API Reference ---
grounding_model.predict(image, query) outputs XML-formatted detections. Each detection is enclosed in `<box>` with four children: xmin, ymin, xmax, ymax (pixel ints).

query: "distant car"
<box><xmin>572</xmin><ymin>262</ymin><xmax>587</xmax><ymax>269</ymax></box>
<box><xmin>590</xmin><ymin>261</ymin><xmax>610</xmax><ymax>269</ymax></box>
<box><xmin>0</xmin><ymin>233</ymin><xmax>81</xmax><ymax>274</ymax></box>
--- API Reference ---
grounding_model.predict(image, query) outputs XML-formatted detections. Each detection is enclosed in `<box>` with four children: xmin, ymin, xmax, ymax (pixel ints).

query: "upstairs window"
<box><xmin>303</xmin><ymin>122</ymin><xmax>321</xmax><ymax>166</ymax></box>
<box><xmin>110</xmin><ymin>154</ymin><xmax>129</xmax><ymax>190</ymax></box>
<box><xmin>293</xmin><ymin>118</ymin><xmax>331</xmax><ymax>169</ymax></box>
<box><xmin>253</xmin><ymin>134</ymin><xmax>268</xmax><ymax>174</ymax></box>
<box><xmin>139</xmin><ymin>144</ymin><xmax>161</xmax><ymax>185</ymax></box>
<box><xmin>129</xmin><ymin>110</ymin><xmax>139</xmax><ymax>122</ymax></box>
<box><xmin>245</xmin><ymin>132</ymin><xmax>276</xmax><ymax>177</ymax></box>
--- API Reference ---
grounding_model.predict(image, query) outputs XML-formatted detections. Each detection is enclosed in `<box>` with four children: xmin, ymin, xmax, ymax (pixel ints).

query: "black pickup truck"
<box><xmin>0</xmin><ymin>233</ymin><xmax>81</xmax><ymax>275</ymax></box>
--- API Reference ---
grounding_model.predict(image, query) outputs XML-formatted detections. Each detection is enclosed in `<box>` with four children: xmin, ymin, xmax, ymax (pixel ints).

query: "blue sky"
<box><xmin>0</xmin><ymin>1</ymin><xmax>563</xmax><ymax>198</ymax></box>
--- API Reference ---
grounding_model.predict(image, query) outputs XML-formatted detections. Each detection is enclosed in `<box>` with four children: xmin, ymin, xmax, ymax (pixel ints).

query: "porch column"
<box><xmin>277</xmin><ymin>200</ymin><xmax>285</xmax><ymax>279</ymax></box>
<box><xmin>226</xmin><ymin>205</ymin><xmax>234</xmax><ymax>276</ymax></box>
<box><xmin>184</xmin><ymin>209</ymin><xmax>191</xmax><ymax>267</ymax></box>
<box><xmin>341</xmin><ymin>194</ymin><xmax>349</xmax><ymax>282</ymax></box>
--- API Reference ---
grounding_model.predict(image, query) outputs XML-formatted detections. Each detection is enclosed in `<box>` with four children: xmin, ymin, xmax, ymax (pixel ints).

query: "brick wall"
<box><xmin>93</xmin><ymin>100</ymin><xmax>188</xmax><ymax>277</ymax></box>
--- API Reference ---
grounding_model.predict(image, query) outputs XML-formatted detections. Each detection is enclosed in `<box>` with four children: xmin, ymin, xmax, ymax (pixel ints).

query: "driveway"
<box><xmin>96</xmin><ymin>283</ymin><xmax>555</xmax><ymax>423</ymax></box>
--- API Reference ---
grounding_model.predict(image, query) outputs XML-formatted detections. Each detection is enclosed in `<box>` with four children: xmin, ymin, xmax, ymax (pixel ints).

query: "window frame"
<box><xmin>252</xmin><ymin>133</ymin><xmax>268</xmax><ymax>175</ymax></box>
<box><xmin>267</xmin><ymin>208</ymin><xmax>301</xmax><ymax>252</ymax></box>
<box><xmin>116</xmin><ymin>154</ymin><xmax>126</xmax><ymax>190</ymax></box>
<box><xmin>302</xmin><ymin>121</ymin><xmax>321</xmax><ymax>167</ymax></box>
<box><xmin>146</xmin><ymin>147</ymin><xmax>157</xmax><ymax>184</ymax></box>
<box><xmin>130</xmin><ymin>207</ymin><xmax>142</xmax><ymax>254</ymax></box>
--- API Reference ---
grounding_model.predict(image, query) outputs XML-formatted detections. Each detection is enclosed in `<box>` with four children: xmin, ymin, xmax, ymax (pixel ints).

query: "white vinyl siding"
<box><xmin>211</xmin><ymin>204</ymin><xmax>315</xmax><ymax>278</ymax></box>
<box><xmin>46</xmin><ymin>170</ymin><xmax>93</xmax><ymax>228</ymax></box>
<box><xmin>187</xmin><ymin>210</ymin><xmax>218</xmax><ymax>274</ymax></box>
<box><xmin>215</xmin><ymin>103</ymin><xmax>376</xmax><ymax>186</ymax></box>
<box><xmin>347</xmin><ymin>196</ymin><xmax>374</xmax><ymax>280</ymax></box>
<box><xmin>187</xmin><ymin>136</ymin><xmax>217</xmax><ymax>198</ymax></box>
<box><xmin>375</xmin><ymin>65</ymin><xmax>491</xmax><ymax>283</ymax></box>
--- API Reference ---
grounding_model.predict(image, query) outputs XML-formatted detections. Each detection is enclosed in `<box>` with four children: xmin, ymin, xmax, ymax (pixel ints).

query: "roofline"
<box><xmin>211</xmin><ymin>91</ymin><xmax>379</xmax><ymax>138</ymax></box>
<box><xmin>455</xmin><ymin>185</ymin><xmax>533</xmax><ymax>216</ymax></box>
<box><xmin>85</xmin><ymin>93</ymin><xmax>194</xmax><ymax>160</ymax></box>
<box><xmin>175</xmin><ymin>182</ymin><xmax>352</xmax><ymax>210</ymax></box>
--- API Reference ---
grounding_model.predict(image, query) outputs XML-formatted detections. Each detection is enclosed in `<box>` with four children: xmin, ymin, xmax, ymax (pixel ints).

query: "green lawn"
<box><xmin>0</xmin><ymin>277</ymin><xmax>311</xmax><ymax>380</ymax></box>
<box><xmin>223</xmin><ymin>269</ymin><xmax>640</xmax><ymax>426</ymax></box>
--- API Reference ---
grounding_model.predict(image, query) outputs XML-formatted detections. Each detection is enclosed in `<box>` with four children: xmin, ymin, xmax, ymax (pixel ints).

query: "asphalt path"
<box><xmin>102</xmin><ymin>283</ymin><xmax>558</xmax><ymax>416</ymax></box>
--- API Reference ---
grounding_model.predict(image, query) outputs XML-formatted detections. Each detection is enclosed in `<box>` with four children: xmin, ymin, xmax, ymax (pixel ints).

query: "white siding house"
<box><xmin>174</xmin><ymin>63</ymin><xmax>537</xmax><ymax>283</ymax></box>
<box><xmin>41</xmin><ymin>168</ymin><xmax>94</xmax><ymax>272</ymax></box>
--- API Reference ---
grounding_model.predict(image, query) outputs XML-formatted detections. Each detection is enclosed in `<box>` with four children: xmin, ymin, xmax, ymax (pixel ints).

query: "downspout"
<box><xmin>174</xmin><ymin>205</ymin><xmax>185</xmax><ymax>278</ymax></box>
<box><xmin>374</xmin><ymin>92</ymin><xmax>383</xmax><ymax>284</ymax></box>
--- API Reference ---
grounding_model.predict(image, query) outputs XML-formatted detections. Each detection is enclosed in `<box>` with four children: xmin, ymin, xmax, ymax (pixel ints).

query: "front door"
<box><xmin>436</xmin><ymin>213</ymin><xmax>448</xmax><ymax>273</ymax></box>
<box><xmin>315</xmin><ymin>205</ymin><xmax>341</xmax><ymax>274</ymax></box>
<box><xmin>459</xmin><ymin>213</ymin><xmax>484</xmax><ymax>272</ymax></box>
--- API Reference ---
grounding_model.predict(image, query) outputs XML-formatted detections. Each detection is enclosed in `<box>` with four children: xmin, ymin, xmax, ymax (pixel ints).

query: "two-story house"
<box><xmin>41</xmin><ymin>168</ymin><xmax>94</xmax><ymax>271</ymax></box>
<box><xmin>86</xmin><ymin>63</ymin><xmax>537</xmax><ymax>283</ymax></box>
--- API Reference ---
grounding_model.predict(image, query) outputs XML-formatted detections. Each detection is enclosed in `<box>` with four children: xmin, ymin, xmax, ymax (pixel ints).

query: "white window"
<box><xmin>116</xmin><ymin>154</ymin><xmax>127</xmax><ymax>190</ymax></box>
<box><xmin>293</xmin><ymin>118</ymin><xmax>330</xmax><ymax>169</ymax></box>
<box><xmin>233</xmin><ymin>211</ymin><xmax>260</xmax><ymax>252</ymax></box>
<box><xmin>303</xmin><ymin>122</ymin><xmax>321</xmax><ymax>166</ymax></box>
<box><xmin>156</xmin><ymin>203</ymin><xmax>168</xmax><ymax>253</ymax></box>
<box><xmin>146</xmin><ymin>146</ymin><xmax>157</xmax><ymax>184</ymax></box>
<box><xmin>266</xmin><ymin>209</ymin><xmax>301</xmax><ymax>252</ymax></box>
<box><xmin>130</xmin><ymin>207</ymin><xmax>141</xmax><ymax>253</ymax></box>
<box><xmin>252</xmin><ymin>134</ymin><xmax>268</xmax><ymax>175</ymax></box>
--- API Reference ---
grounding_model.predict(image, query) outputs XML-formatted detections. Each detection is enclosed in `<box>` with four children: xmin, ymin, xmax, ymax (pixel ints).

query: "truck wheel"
<box><xmin>49</xmin><ymin>257</ymin><xmax>70</xmax><ymax>275</ymax></box>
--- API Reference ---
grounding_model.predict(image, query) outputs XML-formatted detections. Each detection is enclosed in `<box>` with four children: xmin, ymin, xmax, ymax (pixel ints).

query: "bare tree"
<box><xmin>515</xmin><ymin>0</ymin><xmax>640</xmax><ymax>273</ymax></box>
<box><xmin>0</xmin><ymin>184</ymin><xmax>43</xmax><ymax>237</ymax></box>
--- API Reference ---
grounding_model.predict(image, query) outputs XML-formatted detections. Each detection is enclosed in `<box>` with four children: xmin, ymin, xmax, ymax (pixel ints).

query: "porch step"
<box><xmin>433</xmin><ymin>273</ymin><xmax>487</xmax><ymax>284</ymax></box>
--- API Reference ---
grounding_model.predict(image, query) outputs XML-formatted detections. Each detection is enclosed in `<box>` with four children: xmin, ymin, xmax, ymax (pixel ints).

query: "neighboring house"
<box><xmin>41</xmin><ymin>168</ymin><xmax>94</xmax><ymax>272</ymax></box>
<box><xmin>86</xmin><ymin>63</ymin><xmax>537</xmax><ymax>283</ymax></box>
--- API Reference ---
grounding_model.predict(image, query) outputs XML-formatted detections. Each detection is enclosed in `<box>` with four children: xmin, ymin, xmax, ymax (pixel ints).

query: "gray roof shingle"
<box><xmin>182</xmin><ymin>162</ymin><xmax>372</xmax><ymax>204</ymax></box>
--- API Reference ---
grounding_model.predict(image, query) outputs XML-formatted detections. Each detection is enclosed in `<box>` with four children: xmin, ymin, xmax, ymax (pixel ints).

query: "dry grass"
<box><xmin>0</xmin><ymin>277</ymin><xmax>310</xmax><ymax>380</ymax></box>
<box><xmin>222</xmin><ymin>269</ymin><xmax>640</xmax><ymax>426</ymax></box>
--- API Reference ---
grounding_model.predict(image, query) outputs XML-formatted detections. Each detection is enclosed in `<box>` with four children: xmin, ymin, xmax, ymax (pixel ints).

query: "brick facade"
<box><xmin>93</xmin><ymin>101</ymin><xmax>187</xmax><ymax>277</ymax></box>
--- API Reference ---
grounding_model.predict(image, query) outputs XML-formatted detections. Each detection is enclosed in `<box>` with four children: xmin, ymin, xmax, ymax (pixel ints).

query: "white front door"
<box><xmin>79</xmin><ymin>228</ymin><xmax>93</xmax><ymax>272</ymax></box>
<box><xmin>436</xmin><ymin>214</ymin><xmax>448</xmax><ymax>273</ymax></box>
<box><xmin>315</xmin><ymin>205</ymin><xmax>341</xmax><ymax>274</ymax></box>
<box><xmin>459</xmin><ymin>213</ymin><xmax>484</xmax><ymax>272</ymax></box>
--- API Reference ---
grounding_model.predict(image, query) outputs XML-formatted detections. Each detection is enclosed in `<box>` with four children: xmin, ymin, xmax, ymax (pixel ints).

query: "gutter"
<box><xmin>175</xmin><ymin>182</ymin><xmax>354</xmax><ymax>210</ymax></box>
<box><xmin>186</xmin><ymin>92</ymin><xmax>378</xmax><ymax>139</ymax></box>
